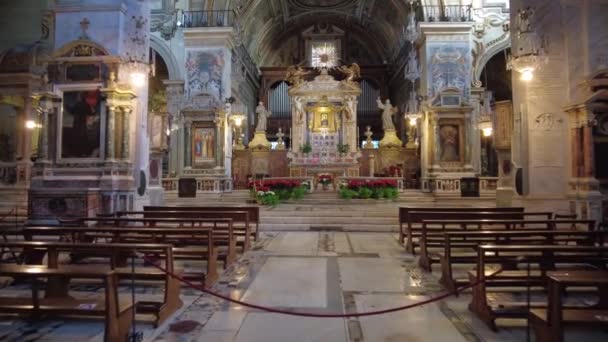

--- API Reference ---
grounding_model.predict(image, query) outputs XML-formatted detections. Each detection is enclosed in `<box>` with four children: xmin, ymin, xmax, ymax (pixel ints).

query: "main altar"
<box><xmin>286</xmin><ymin>67</ymin><xmax>362</xmax><ymax>183</ymax></box>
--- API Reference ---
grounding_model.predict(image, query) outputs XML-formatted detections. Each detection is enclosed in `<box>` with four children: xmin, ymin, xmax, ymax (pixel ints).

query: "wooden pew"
<box><xmin>418</xmin><ymin>219</ymin><xmax>595</xmax><ymax>271</ymax></box>
<box><xmin>468</xmin><ymin>244</ymin><xmax>608</xmax><ymax>330</ymax></box>
<box><xmin>530</xmin><ymin>270</ymin><xmax>608</xmax><ymax>342</ymax></box>
<box><xmin>398</xmin><ymin>207</ymin><xmax>525</xmax><ymax>247</ymax></box>
<box><xmin>0</xmin><ymin>264</ymin><xmax>132</xmax><ymax>342</ymax></box>
<box><xmin>144</xmin><ymin>205</ymin><xmax>261</xmax><ymax>241</ymax></box>
<box><xmin>119</xmin><ymin>210</ymin><xmax>251</xmax><ymax>251</ymax></box>
<box><xmin>0</xmin><ymin>241</ymin><xmax>181</xmax><ymax>326</ymax></box>
<box><xmin>402</xmin><ymin>210</ymin><xmax>552</xmax><ymax>254</ymax></box>
<box><xmin>58</xmin><ymin>216</ymin><xmax>238</xmax><ymax>266</ymax></box>
<box><xmin>437</xmin><ymin>228</ymin><xmax>606</xmax><ymax>292</ymax></box>
<box><xmin>23</xmin><ymin>226</ymin><xmax>220</xmax><ymax>287</ymax></box>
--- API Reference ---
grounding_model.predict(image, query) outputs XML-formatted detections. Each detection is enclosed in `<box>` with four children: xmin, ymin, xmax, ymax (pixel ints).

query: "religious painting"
<box><xmin>426</xmin><ymin>41</ymin><xmax>471</xmax><ymax>104</ymax></box>
<box><xmin>61</xmin><ymin>90</ymin><xmax>101</xmax><ymax>158</ymax></box>
<box><xmin>185</xmin><ymin>49</ymin><xmax>225</xmax><ymax>102</ymax></box>
<box><xmin>439</xmin><ymin>124</ymin><xmax>460</xmax><ymax>162</ymax></box>
<box><xmin>192</xmin><ymin>125</ymin><xmax>215</xmax><ymax>166</ymax></box>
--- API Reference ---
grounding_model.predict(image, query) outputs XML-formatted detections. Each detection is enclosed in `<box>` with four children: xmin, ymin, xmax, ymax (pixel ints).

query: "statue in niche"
<box><xmin>342</xmin><ymin>96</ymin><xmax>356</xmax><ymax>122</ymax></box>
<box><xmin>439</xmin><ymin>125</ymin><xmax>459</xmax><ymax>161</ymax></box>
<box><xmin>293</xmin><ymin>96</ymin><xmax>305</xmax><ymax>124</ymax></box>
<box><xmin>320</xmin><ymin>113</ymin><xmax>329</xmax><ymax>127</ymax></box>
<box><xmin>255</xmin><ymin>101</ymin><xmax>271</xmax><ymax>132</ymax></box>
<box><xmin>377</xmin><ymin>97</ymin><xmax>397</xmax><ymax>131</ymax></box>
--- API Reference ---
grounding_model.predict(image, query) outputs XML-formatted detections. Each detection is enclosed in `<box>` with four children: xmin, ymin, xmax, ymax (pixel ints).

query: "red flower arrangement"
<box><xmin>248</xmin><ymin>179</ymin><xmax>302</xmax><ymax>190</ymax></box>
<box><xmin>347</xmin><ymin>179</ymin><xmax>397</xmax><ymax>189</ymax></box>
<box><xmin>318</xmin><ymin>174</ymin><xmax>332</xmax><ymax>186</ymax></box>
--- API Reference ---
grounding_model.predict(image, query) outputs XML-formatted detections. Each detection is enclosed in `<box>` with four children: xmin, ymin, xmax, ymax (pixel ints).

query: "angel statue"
<box><xmin>342</xmin><ymin>96</ymin><xmax>356</xmax><ymax>122</ymax></box>
<box><xmin>285</xmin><ymin>65</ymin><xmax>310</xmax><ymax>86</ymax></box>
<box><xmin>293</xmin><ymin>96</ymin><xmax>305</xmax><ymax>124</ymax></box>
<box><xmin>255</xmin><ymin>101</ymin><xmax>271</xmax><ymax>132</ymax></box>
<box><xmin>377</xmin><ymin>97</ymin><xmax>397</xmax><ymax>131</ymax></box>
<box><xmin>338</xmin><ymin>63</ymin><xmax>361</xmax><ymax>83</ymax></box>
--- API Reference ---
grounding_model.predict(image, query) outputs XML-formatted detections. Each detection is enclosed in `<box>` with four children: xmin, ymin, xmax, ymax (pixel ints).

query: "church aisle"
<box><xmin>147</xmin><ymin>232</ymin><xmax>536</xmax><ymax>342</ymax></box>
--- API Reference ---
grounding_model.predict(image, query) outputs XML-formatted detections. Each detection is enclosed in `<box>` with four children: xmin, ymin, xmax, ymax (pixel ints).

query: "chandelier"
<box><xmin>507</xmin><ymin>7</ymin><xmax>548</xmax><ymax>81</ymax></box>
<box><xmin>403</xmin><ymin>1</ymin><xmax>422</xmax><ymax>126</ymax></box>
<box><xmin>477</xmin><ymin>91</ymin><xmax>494</xmax><ymax>137</ymax></box>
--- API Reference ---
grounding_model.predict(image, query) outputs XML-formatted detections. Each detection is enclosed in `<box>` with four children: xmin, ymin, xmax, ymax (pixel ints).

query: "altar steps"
<box><xmin>164</xmin><ymin>189</ymin><xmax>497</xmax><ymax>232</ymax></box>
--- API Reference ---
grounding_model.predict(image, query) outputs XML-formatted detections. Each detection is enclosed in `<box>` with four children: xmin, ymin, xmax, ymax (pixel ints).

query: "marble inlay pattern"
<box><xmin>2</xmin><ymin>232</ymin><xmax>607</xmax><ymax>342</ymax></box>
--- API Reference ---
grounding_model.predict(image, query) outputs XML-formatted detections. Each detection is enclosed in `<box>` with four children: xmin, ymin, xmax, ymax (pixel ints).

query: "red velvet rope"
<box><xmin>139</xmin><ymin>253</ymin><xmax>503</xmax><ymax>318</ymax></box>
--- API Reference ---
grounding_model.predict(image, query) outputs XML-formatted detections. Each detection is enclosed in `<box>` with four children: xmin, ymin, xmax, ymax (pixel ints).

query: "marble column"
<box><xmin>121</xmin><ymin>107</ymin><xmax>131</xmax><ymax>160</ymax></box>
<box><xmin>39</xmin><ymin>108</ymin><xmax>49</xmax><ymax>161</ymax></box>
<box><xmin>184</xmin><ymin>121</ymin><xmax>192</xmax><ymax>168</ymax></box>
<box><xmin>582</xmin><ymin>124</ymin><xmax>595</xmax><ymax>178</ymax></box>
<box><xmin>106</xmin><ymin>105</ymin><xmax>116</xmax><ymax>160</ymax></box>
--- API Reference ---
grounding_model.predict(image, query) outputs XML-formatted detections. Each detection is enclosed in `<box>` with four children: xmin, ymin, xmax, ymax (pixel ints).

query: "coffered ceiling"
<box><xmin>232</xmin><ymin>0</ymin><xmax>411</xmax><ymax>65</ymax></box>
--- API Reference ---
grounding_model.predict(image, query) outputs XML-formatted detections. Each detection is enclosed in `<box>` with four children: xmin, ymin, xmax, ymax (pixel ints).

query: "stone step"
<box><xmin>261</xmin><ymin>216</ymin><xmax>397</xmax><ymax>225</ymax></box>
<box><xmin>260</xmin><ymin>223</ymin><xmax>400</xmax><ymax>232</ymax></box>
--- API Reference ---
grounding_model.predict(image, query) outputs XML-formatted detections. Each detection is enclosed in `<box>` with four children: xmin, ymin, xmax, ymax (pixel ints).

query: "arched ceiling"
<box><xmin>232</xmin><ymin>0</ymin><xmax>411</xmax><ymax>66</ymax></box>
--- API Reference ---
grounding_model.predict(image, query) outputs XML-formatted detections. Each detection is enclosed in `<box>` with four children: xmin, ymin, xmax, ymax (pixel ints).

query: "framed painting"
<box><xmin>60</xmin><ymin>89</ymin><xmax>102</xmax><ymax>159</ymax></box>
<box><xmin>437</xmin><ymin>119</ymin><xmax>465</xmax><ymax>165</ymax></box>
<box><xmin>192</xmin><ymin>124</ymin><xmax>216</xmax><ymax>166</ymax></box>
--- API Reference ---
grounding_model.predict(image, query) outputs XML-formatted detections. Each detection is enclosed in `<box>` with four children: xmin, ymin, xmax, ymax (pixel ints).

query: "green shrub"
<box><xmin>358</xmin><ymin>187</ymin><xmax>373</xmax><ymax>199</ymax></box>
<box><xmin>383</xmin><ymin>187</ymin><xmax>398</xmax><ymax>200</ymax></box>
<box><xmin>371</xmin><ymin>188</ymin><xmax>383</xmax><ymax>199</ymax></box>
<box><xmin>339</xmin><ymin>188</ymin><xmax>357</xmax><ymax>199</ymax></box>
<box><xmin>276</xmin><ymin>189</ymin><xmax>291</xmax><ymax>200</ymax></box>
<box><xmin>291</xmin><ymin>185</ymin><xmax>307</xmax><ymax>200</ymax></box>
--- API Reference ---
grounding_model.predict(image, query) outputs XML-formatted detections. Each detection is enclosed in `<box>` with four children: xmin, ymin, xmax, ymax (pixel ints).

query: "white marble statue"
<box><xmin>255</xmin><ymin>101</ymin><xmax>271</xmax><ymax>132</ymax></box>
<box><xmin>343</xmin><ymin>96</ymin><xmax>356</xmax><ymax>122</ymax></box>
<box><xmin>377</xmin><ymin>97</ymin><xmax>397</xmax><ymax>131</ymax></box>
<box><xmin>293</xmin><ymin>96</ymin><xmax>305</xmax><ymax>124</ymax></box>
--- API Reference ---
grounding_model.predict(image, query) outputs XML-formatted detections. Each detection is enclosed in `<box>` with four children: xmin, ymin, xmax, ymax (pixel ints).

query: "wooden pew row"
<box><xmin>58</xmin><ymin>216</ymin><xmax>238</xmax><ymax>265</ymax></box>
<box><xmin>418</xmin><ymin>219</ymin><xmax>595</xmax><ymax>271</ymax></box>
<box><xmin>468</xmin><ymin>244</ymin><xmax>608</xmax><ymax>330</ymax></box>
<box><xmin>0</xmin><ymin>265</ymin><xmax>132</xmax><ymax>342</ymax></box>
<box><xmin>403</xmin><ymin>210</ymin><xmax>553</xmax><ymax>254</ymax></box>
<box><xmin>117</xmin><ymin>210</ymin><xmax>252</xmax><ymax>251</ymax></box>
<box><xmin>437</xmin><ymin>229</ymin><xmax>607</xmax><ymax>292</ymax></box>
<box><xmin>0</xmin><ymin>241</ymin><xmax>181</xmax><ymax>326</ymax></box>
<box><xmin>398</xmin><ymin>207</ymin><xmax>526</xmax><ymax>247</ymax></box>
<box><xmin>530</xmin><ymin>270</ymin><xmax>608</xmax><ymax>342</ymax></box>
<box><xmin>144</xmin><ymin>205</ymin><xmax>261</xmax><ymax>241</ymax></box>
<box><xmin>23</xmin><ymin>226</ymin><xmax>220</xmax><ymax>287</ymax></box>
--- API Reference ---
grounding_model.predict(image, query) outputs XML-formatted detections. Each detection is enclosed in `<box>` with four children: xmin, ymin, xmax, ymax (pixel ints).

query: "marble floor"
<box><xmin>1</xmin><ymin>232</ymin><xmax>607</xmax><ymax>342</ymax></box>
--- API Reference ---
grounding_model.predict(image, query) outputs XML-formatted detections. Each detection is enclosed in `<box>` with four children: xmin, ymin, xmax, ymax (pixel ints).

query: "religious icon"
<box><xmin>192</xmin><ymin>126</ymin><xmax>215</xmax><ymax>165</ymax></box>
<box><xmin>61</xmin><ymin>90</ymin><xmax>101</xmax><ymax>158</ymax></box>
<box><xmin>439</xmin><ymin>124</ymin><xmax>459</xmax><ymax>162</ymax></box>
<box><xmin>321</xmin><ymin>113</ymin><xmax>329</xmax><ymax>127</ymax></box>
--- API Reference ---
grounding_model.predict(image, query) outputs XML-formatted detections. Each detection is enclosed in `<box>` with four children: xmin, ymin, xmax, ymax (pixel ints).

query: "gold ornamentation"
<box><xmin>337</xmin><ymin>63</ymin><xmax>361</xmax><ymax>83</ymax></box>
<box><xmin>285</xmin><ymin>65</ymin><xmax>310</xmax><ymax>86</ymax></box>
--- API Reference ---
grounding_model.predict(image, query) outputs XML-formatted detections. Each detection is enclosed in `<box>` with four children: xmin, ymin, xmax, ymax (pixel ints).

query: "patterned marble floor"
<box><xmin>1</xmin><ymin>232</ymin><xmax>607</xmax><ymax>342</ymax></box>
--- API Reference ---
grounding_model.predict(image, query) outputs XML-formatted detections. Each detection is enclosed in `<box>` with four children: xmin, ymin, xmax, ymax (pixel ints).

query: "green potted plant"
<box><xmin>337</xmin><ymin>143</ymin><xmax>350</xmax><ymax>156</ymax></box>
<box><xmin>299</xmin><ymin>143</ymin><xmax>312</xmax><ymax>155</ymax></box>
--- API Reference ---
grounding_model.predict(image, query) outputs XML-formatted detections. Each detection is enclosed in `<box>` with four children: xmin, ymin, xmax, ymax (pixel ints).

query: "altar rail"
<box><xmin>339</xmin><ymin>177</ymin><xmax>405</xmax><ymax>192</ymax></box>
<box><xmin>421</xmin><ymin>177</ymin><xmax>498</xmax><ymax>196</ymax></box>
<box><xmin>162</xmin><ymin>177</ymin><xmax>233</xmax><ymax>193</ymax></box>
<box><xmin>252</xmin><ymin>177</ymin><xmax>315</xmax><ymax>193</ymax></box>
